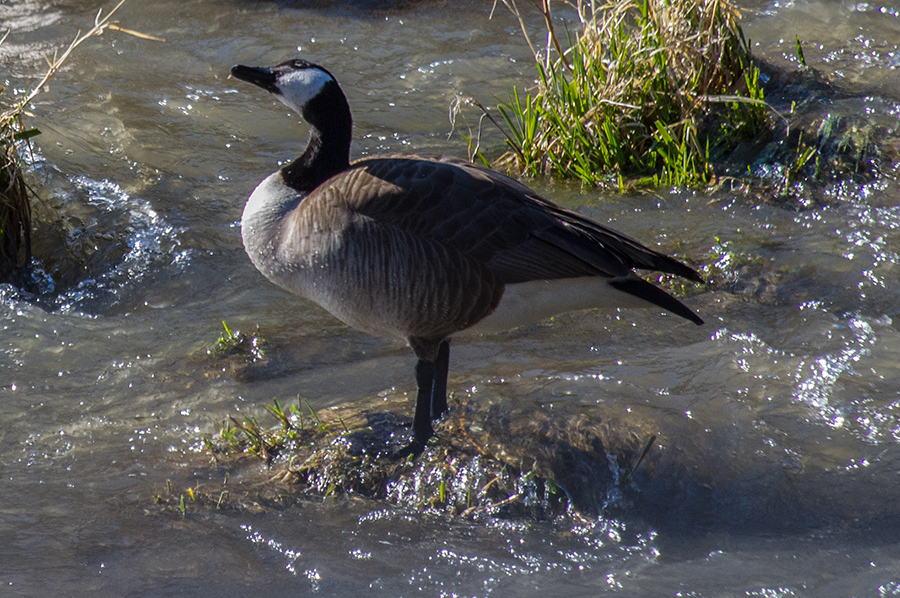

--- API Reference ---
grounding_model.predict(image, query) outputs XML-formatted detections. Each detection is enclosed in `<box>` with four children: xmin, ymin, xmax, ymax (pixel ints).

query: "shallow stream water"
<box><xmin>2</xmin><ymin>0</ymin><xmax>900</xmax><ymax>595</ymax></box>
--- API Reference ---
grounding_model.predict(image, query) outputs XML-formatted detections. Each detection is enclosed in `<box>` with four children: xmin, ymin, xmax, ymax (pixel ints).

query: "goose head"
<box><xmin>231</xmin><ymin>60</ymin><xmax>342</xmax><ymax>118</ymax></box>
<box><xmin>232</xmin><ymin>59</ymin><xmax>353</xmax><ymax>190</ymax></box>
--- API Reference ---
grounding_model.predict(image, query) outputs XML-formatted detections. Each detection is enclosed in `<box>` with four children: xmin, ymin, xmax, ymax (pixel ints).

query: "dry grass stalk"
<box><xmin>0</xmin><ymin>0</ymin><xmax>128</xmax><ymax>284</ymax></box>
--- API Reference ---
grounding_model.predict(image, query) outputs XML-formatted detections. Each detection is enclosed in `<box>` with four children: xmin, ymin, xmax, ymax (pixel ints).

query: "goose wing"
<box><xmin>338</xmin><ymin>156</ymin><xmax>702</xmax><ymax>286</ymax></box>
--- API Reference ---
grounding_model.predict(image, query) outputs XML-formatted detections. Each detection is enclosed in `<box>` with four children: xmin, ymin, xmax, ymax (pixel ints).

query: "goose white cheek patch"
<box><xmin>275</xmin><ymin>68</ymin><xmax>335</xmax><ymax>112</ymax></box>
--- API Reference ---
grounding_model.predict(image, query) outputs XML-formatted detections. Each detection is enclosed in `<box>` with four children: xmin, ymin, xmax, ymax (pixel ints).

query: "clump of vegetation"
<box><xmin>201</xmin><ymin>320</ymin><xmax>271</xmax><ymax>382</ymax></box>
<box><xmin>0</xmin><ymin>138</ymin><xmax>31</xmax><ymax>285</ymax></box>
<box><xmin>492</xmin><ymin>0</ymin><xmax>766</xmax><ymax>187</ymax></box>
<box><xmin>0</xmin><ymin>0</ymin><xmax>127</xmax><ymax>285</ymax></box>
<box><xmin>207</xmin><ymin>320</ymin><xmax>267</xmax><ymax>361</ymax></box>
<box><xmin>0</xmin><ymin>34</ymin><xmax>37</xmax><ymax>285</ymax></box>
<box><xmin>204</xmin><ymin>395</ymin><xmax>328</xmax><ymax>464</ymax></box>
<box><xmin>481</xmin><ymin>0</ymin><xmax>888</xmax><ymax>196</ymax></box>
<box><xmin>186</xmin><ymin>393</ymin><xmax>656</xmax><ymax>519</ymax></box>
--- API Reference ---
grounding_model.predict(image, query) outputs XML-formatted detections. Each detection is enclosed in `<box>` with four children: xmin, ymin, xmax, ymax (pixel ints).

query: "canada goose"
<box><xmin>231</xmin><ymin>59</ymin><xmax>704</xmax><ymax>456</ymax></box>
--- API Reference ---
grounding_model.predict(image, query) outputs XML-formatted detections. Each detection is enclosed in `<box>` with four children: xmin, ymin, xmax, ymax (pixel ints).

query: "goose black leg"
<box><xmin>413</xmin><ymin>357</ymin><xmax>436</xmax><ymax>446</ymax></box>
<box><xmin>394</xmin><ymin>358</ymin><xmax>436</xmax><ymax>459</ymax></box>
<box><xmin>395</xmin><ymin>340</ymin><xmax>451</xmax><ymax>459</ymax></box>
<box><xmin>430</xmin><ymin>341</ymin><xmax>450</xmax><ymax>419</ymax></box>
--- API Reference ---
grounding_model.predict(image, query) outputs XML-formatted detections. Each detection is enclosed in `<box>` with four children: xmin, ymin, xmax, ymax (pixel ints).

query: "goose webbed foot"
<box><xmin>393</xmin><ymin>438</ymin><xmax>427</xmax><ymax>460</ymax></box>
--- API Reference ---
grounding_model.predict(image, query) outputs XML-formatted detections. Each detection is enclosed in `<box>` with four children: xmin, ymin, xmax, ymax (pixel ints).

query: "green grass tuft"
<box><xmin>493</xmin><ymin>0</ymin><xmax>769</xmax><ymax>187</ymax></box>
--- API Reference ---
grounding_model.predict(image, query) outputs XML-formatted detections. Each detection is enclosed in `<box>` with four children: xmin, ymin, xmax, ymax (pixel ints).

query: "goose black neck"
<box><xmin>281</xmin><ymin>79</ymin><xmax>353</xmax><ymax>193</ymax></box>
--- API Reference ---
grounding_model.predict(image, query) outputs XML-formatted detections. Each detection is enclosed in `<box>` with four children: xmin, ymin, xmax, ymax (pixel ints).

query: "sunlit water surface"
<box><xmin>2</xmin><ymin>0</ymin><xmax>900</xmax><ymax>595</ymax></box>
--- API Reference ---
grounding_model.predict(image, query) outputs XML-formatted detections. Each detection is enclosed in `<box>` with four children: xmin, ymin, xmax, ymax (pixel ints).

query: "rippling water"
<box><xmin>2</xmin><ymin>0</ymin><xmax>900</xmax><ymax>594</ymax></box>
